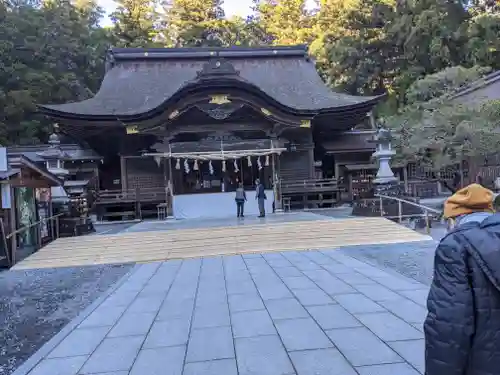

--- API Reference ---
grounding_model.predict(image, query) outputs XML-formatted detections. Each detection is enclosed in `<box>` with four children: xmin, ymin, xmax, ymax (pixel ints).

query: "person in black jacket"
<box><xmin>425</xmin><ymin>183</ymin><xmax>500</xmax><ymax>375</ymax></box>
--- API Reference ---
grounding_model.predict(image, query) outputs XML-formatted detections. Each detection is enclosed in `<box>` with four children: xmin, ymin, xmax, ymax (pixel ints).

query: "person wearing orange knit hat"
<box><xmin>425</xmin><ymin>183</ymin><xmax>500</xmax><ymax>375</ymax></box>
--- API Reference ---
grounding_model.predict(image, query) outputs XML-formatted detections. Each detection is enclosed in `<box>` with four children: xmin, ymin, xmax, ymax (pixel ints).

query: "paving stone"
<box><xmin>293</xmin><ymin>261</ymin><xmax>322</xmax><ymax>271</ymax></box>
<box><xmin>302</xmin><ymin>270</ymin><xmax>332</xmax><ymax>282</ymax></box>
<box><xmin>292</xmin><ymin>288</ymin><xmax>334</xmax><ymax>306</ymax></box>
<box><xmin>167</xmin><ymin>285</ymin><xmax>197</xmax><ymax>300</ymax></box>
<box><xmin>354</xmin><ymin>284</ymin><xmax>402</xmax><ymax>302</ymax></box>
<box><xmin>156</xmin><ymin>297</ymin><xmax>194</xmax><ymax>321</ymax></box>
<box><xmin>388</xmin><ymin>339</ymin><xmax>425</xmax><ymax>373</ymax></box>
<box><xmin>356</xmin><ymin>362</ymin><xmax>421</xmax><ymax>375</ymax></box>
<box><xmin>306</xmin><ymin>305</ymin><xmax>362</xmax><ymax>330</ymax></box>
<box><xmin>322</xmin><ymin>263</ymin><xmax>356</xmax><ymax>275</ymax></box>
<box><xmin>186</xmin><ymin>326</ymin><xmax>234</xmax><ymax>362</ymax></box>
<box><xmin>79</xmin><ymin>305</ymin><xmax>127</xmax><ymax>328</ymax></box>
<box><xmin>266</xmin><ymin>259</ymin><xmax>293</xmax><ymax>268</ymax></box>
<box><xmin>129</xmin><ymin>346</ymin><xmax>185</xmax><ymax>375</ymax></box>
<box><xmin>81</xmin><ymin>372</ymin><xmax>128</xmax><ymax>375</ymax></box>
<box><xmin>227</xmin><ymin>279</ymin><xmax>258</xmax><ymax>295</ymax></box>
<box><xmin>339</xmin><ymin>272</ymin><xmax>378</xmax><ymax>286</ymax></box>
<box><xmin>275</xmin><ymin>318</ymin><xmax>333</xmax><ymax>351</ymax></box>
<box><xmin>353</xmin><ymin>265</ymin><xmax>389</xmax><ymax>278</ymax></box>
<box><xmin>79</xmin><ymin>336</ymin><xmax>144</xmax><ymax>374</ymax></box>
<box><xmin>143</xmin><ymin>318</ymin><xmax>191</xmax><ymax>348</ymax></box>
<box><xmin>281</xmin><ymin>277</ymin><xmax>318</xmax><ymax>290</ymax></box>
<box><xmin>399</xmin><ymin>289</ymin><xmax>430</xmax><ymax>307</ymax></box>
<box><xmin>48</xmin><ymin>327</ymin><xmax>109</xmax><ymax>358</ymax></box>
<box><xmin>378</xmin><ymin>298</ymin><xmax>428</xmax><ymax>324</ymax></box>
<box><xmin>192</xmin><ymin>303</ymin><xmax>230</xmax><ymax>328</ymax></box>
<box><xmin>196</xmin><ymin>289</ymin><xmax>227</xmax><ymax>307</ymax></box>
<box><xmin>108</xmin><ymin>312</ymin><xmax>156</xmax><ymax>337</ymax></box>
<box><xmin>326</xmin><ymin>327</ymin><xmax>403</xmax><ymax>366</ymax></box>
<box><xmin>29</xmin><ymin>356</ymin><xmax>88</xmax><ymax>375</ymax></box>
<box><xmin>235</xmin><ymin>335</ymin><xmax>295</xmax><ymax>375</ymax></box>
<box><xmin>232</xmin><ymin>310</ymin><xmax>276</xmax><ymax>338</ymax></box>
<box><xmin>228</xmin><ymin>293</ymin><xmax>265</xmax><ymax>313</ymax></box>
<box><xmin>242</xmin><ymin>253</ymin><xmax>263</xmax><ymax>259</ymax></box>
<box><xmin>127</xmin><ymin>295</ymin><xmax>165</xmax><ymax>313</ymax></box>
<box><xmin>289</xmin><ymin>348</ymin><xmax>357</xmax><ymax>375</ymax></box>
<box><xmin>265</xmin><ymin>298</ymin><xmax>309</xmax><ymax>320</ymax></box>
<box><xmin>100</xmin><ymin>290</ymin><xmax>139</xmax><ymax>308</ymax></box>
<box><xmin>274</xmin><ymin>266</ymin><xmax>303</xmax><ymax>278</ymax></box>
<box><xmin>183</xmin><ymin>359</ymin><xmax>238</xmax><ymax>375</ymax></box>
<box><xmin>355</xmin><ymin>312</ymin><xmax>424</xmax><ymax>342</ymax></box>
<box><xmin>334</xmin><ymin>293</ymin><xmax>386</xmax><ymax>314</ymax></box>
<box><xmin>371</xmin><ymin>275</ymin><xmax>421</xmax><ymax>291</ymax></box>
<box><xmin>256</xmin><ymin>283</ymin><xmax>293</xmax><ymax>301</ymax></box>
<box><xmin>315</xmin><ymin>278</ymin><xmax>357</xmax><ymax>295</ymax></box>
<box><xmin>303</xmin><ymin>251</ymin><xmax>335</xmax><ymax>265</ymax></box>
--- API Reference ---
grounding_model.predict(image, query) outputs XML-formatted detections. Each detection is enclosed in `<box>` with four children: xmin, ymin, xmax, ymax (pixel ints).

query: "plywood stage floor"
<box><xmin>12</xmin><ymin>217</ymin><xmax>431</xmax><ymax>270</ymax></box>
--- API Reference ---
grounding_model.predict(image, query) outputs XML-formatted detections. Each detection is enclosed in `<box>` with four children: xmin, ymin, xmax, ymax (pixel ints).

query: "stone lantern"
<box><xmin>372</xmin><ymin>121</ymin><xmax>397</xmax><ymax>186</ymax></box>
<box><xmin>37</xmin><ymin>132</ymin><xmax>69</xmax><ymax>178</ymax></box>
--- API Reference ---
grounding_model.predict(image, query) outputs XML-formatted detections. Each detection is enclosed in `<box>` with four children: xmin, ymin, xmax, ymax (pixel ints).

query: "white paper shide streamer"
<box><xmin>247</xmin><ymin>155</ymin><xmax>252</xmax><ymax>167</ymax></box>
<box><xmin>209</xmin><ymin>160</ymin><xmax>214</xmax><ymax>175</ymax></box>
<box><xmin>233</xmin><ymin>159</ymin><xmax>239</xmax><ymax>172</ymax></box>
<box><xmin>193</xmin><ymin>160</ymin><xmax>199</xmax><ymax>171</ymax></box>
<box><xmin>175</xmin><ymin>158</ymin><xmax>180</xmax><ymax>170</ymax></box>
<box><xmin>222</xmin><ymin>160</ymin><xmax>226</xmax><ymax>172</ymax></box>
<box><xmin>257</xmin><ymin>157</ymin><xmax>262</xmax><ymax>170</ymax></box>
<box><xmin>265</xmin><ymin>155</ymin><xmax>270</xmax><ymax>166</ymax></box>
<box><xmin>184</xmin><ymin>159</ymin><xmax>190</xmax><ymax>174</ymax></box>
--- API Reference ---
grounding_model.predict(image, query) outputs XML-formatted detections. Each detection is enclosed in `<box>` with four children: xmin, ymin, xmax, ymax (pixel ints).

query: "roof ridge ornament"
<box><xmin>197</xmin><ymin>58</ymin><xmax>240</xmax><ymax>79</ymax></box>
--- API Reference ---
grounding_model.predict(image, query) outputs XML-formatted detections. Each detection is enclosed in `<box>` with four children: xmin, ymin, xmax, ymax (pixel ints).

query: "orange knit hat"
<box><xmin>443</xmin><ymin>183</ymin><xmax>494</xmax><ymax>219</ymax></box>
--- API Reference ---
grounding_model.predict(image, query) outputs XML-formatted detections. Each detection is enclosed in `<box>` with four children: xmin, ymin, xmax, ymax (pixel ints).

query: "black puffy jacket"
<box><xmin>425</xmin><ymin>213</ymin><xmax>500</xmax><ymax>375</ymax></box>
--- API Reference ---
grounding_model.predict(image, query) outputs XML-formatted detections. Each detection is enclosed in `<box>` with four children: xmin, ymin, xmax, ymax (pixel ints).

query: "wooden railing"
<box><xmin>375</xmin><ymin>193</ymin><xmax>442</xmax><ymax>234</ymax></box>
<box><xmin>4</xmin><ymin>213</ymin><xmax>64</xmax><ymax>266</ymax></box>
<box><xmin>97</xmin><ymin>187</ymin><xmax>167</xmax><ymax>203</ymax></box>
<box><xmin>281</xmin><ymin>178</ymin><xmax>344</xmax><ymax>194</ymax></box>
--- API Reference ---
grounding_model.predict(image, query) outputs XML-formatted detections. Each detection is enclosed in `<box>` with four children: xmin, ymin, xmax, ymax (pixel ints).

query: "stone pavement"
<box><xmin>18</xmin><ymin>248</ymin><xmax>430</xmax><ymax>375</ymax></box>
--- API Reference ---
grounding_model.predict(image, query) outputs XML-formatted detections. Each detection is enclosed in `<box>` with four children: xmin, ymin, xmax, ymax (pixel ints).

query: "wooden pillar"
<box><xmin>9</xmin><ymin>185</ymin><xmax>16</xmax><ymax>265</ymax></box>
<box><xmin>403</xmin><ymin>166</ymin><xmax>409</xmax><ymax>193</ymax></box>
<box><xmin>120</xmin><ymin>156</ymin><xmax>127</xmax><ymax>192</ymax></box>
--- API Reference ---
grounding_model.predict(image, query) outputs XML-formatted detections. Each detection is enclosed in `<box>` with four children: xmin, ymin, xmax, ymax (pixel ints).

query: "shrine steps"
<box><xmin>11</xmin><ymin>217</ymin><xmax>432</xmax><ymax>270</ymax></box>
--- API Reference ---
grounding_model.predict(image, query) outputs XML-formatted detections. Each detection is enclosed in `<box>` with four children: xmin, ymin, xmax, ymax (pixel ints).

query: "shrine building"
<box><xmin>38</xmin><ymin>45</ymin><xmax>387</xmax><ymax>220</ymax></box>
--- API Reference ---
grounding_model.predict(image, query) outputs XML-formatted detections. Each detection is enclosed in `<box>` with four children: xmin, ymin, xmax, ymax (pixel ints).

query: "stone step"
<box><xmin>12</xmin><ymin>217</ymin><xmax>431</xmax><ymax>270</ymax></box>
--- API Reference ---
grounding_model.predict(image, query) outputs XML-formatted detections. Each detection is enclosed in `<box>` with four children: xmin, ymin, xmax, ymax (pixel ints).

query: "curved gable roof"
<box><xmin>39</xmin><ymin>45</ymin><xmax>383</xmax><ymax>118</ymax></box>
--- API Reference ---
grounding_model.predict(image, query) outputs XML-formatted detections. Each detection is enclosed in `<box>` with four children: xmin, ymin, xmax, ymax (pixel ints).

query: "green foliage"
<box><xmin>2</xmin><ymin>0</ymin><xmax>500</xmax><ymax>152</ymax></box>
<box><xmin>387</xmin><ymin>67</ymin><xmax>500</xmax><ymax>169</ymax></box>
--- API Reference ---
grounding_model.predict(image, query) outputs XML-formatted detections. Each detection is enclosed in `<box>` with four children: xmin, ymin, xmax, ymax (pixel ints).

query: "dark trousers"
<box><xmin>236</xmin><ymin>201</ymin><xmax>245</xmax><ymax>217</ymax></box>
<box><xmin>258</xmin><ymin>198</ymin><xmax>265</xmax><ymax>217</ymax></box>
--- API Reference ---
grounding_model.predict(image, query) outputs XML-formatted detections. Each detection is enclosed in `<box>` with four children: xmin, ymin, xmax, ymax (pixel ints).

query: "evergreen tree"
<box><xmin>110</xmin><ymin>0</ymin><xmax>160</xmax><ymax>47</ymax></box>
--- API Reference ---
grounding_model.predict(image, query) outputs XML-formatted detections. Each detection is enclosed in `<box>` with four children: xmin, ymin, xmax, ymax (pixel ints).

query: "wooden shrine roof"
<box><xmin>38</xmin><ymin>45</ymin><xmax>384</xmax><ymax>120</ymax></box>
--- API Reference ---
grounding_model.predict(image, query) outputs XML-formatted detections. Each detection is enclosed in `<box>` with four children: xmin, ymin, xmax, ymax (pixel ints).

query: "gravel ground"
<box><xmin>0</xmin><ymin>264</ymin><xmax>134</xmax><ymax>375</ymax></box>
<box><xmin>339</xmin><ymin>241</ymin><xmax>437</xmax><ymax>286</ymax></box>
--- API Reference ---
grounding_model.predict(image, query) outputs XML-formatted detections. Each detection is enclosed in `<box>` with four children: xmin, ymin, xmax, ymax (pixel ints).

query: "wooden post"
<box><xmin>403</xmin><ymin>166</ymin><xmax>409</xmax><ymax>193</ymax></box>
<box><xmin>271</xmin><ymin>153</ymin><xmax>282</xmax><ymax>212</ymax></box>
<box><xmin>398</xmin><ymin>200</ymin><xmax>403</xmax><ymax>223</ymax></box>
<box><xmin>120</xmin><ymin>156</ymin><xmax>127</xmax><ymax>192</ymax></box>
<box><xmin>379</xmin><ymin>196</ymin><xmax>383</xmax><ymax>216</ymax></box>
<box><xmin>9</xmin><ymin>185</ymin><xmax>16</xmax><ymax>265</ymax></box>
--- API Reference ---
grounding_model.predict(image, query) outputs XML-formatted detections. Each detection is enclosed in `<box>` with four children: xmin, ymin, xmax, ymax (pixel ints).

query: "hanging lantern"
<box><xmin>209</xmin><ymin>160</ymin><xmax>214</xmax><ymax>175</ymax></box>
<box><xmin>193</xmin><ymin>159</ymin><xmax>199</xmax><ymax>171</ymax></box>
<box><xmin>222</xmin><ymin>160</ymin><xmax>226</xmax><ymax>172</ymax></box>
<box><xmin>184</xmin><ymin>159</ymin><xmax>190</xmax><ymax>174</ymax></box>
<box><xmin>247</xmin><ymin>155</ymin><xmax>252</xmax><ymax>167</ymax></box>
<box><xmin>265</xmin><ymin>155</ymin><xmax>270</xmax><ymax>166</ymax></box>
<box><xmin>233</xmin><ymin>159</ymin><xmax>239</xmax><ymax>173</ymax></box>
<box><xmin>175</xmin><ymin>159</ymin><xmax>181</xmax><ymax>170</ymax></box>
<box><xmin>257</xmin><ymin>157</ymin><xmax>262</xmax><ymax>170</ymax></box>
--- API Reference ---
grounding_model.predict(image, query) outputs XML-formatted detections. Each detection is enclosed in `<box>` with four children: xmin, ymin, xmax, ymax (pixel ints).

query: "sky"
<box><xmin>97</xmin><ymin>0</ymin><xmax>254</xmax><ymax>26</ymax></box>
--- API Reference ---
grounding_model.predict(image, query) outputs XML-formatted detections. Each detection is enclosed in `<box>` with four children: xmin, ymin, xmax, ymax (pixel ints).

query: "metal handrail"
<box><xmin>375</xmin><ymin>193</ymin><xmax>442</xmax><ymax>234</ymax></box>
<box><xmin>6</xmin><ymin>213</ymin><xmax>64</xmax><ymax>239</ymax></box>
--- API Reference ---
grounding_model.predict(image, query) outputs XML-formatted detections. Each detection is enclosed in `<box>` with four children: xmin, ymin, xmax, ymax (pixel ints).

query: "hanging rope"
<box><xmin>175</xmin><ymin>159</ymin><xmax>180</xmax><ymax>170</ymax></box>
<box><xmin>234</xmin><ymin>159</ymin><xmax>239</xmax><ymax>173</ymax></box>
<box><xmin>209</xmin><ymin>160</ymin><xmax>214</xmax><ymax>175</ymax></box>
<box><xmin>184</xmin><ymin>159</ymin><xmax>190</xmax><ymax>174</ymax></box>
